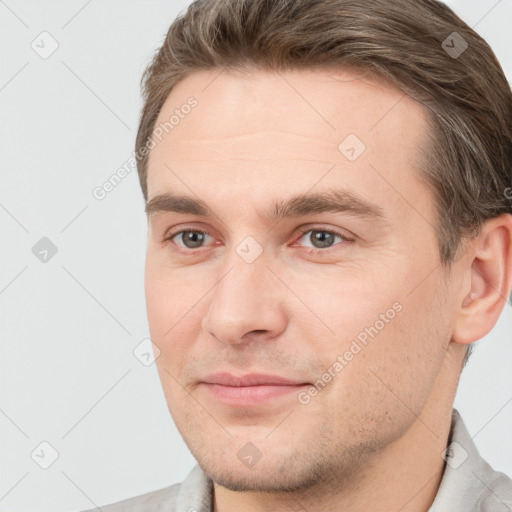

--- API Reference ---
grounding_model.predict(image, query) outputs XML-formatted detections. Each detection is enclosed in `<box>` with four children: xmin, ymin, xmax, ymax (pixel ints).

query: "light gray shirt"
<box><xmin>84</xmin><ymin>409</ymin><xmax>512</xmax><ymax>511</ymax></box>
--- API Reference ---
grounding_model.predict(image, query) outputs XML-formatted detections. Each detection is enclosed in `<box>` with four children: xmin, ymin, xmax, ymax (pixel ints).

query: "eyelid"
<box><xmin>163</xmin><ymin>223</ymin><xmax>215</xmax><ymax>241</ymax></box>
<box><xmin>294</xmin><ymin>224</ymin><xmax>355</xmax><ymax>241</ymax></box>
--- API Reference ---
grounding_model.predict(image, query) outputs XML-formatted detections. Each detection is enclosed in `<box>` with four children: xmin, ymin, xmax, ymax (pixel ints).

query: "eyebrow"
<box><xmin>145</xmin><ymin>189</ymin><xmax>386</xmax><ymax>223</ymax></box>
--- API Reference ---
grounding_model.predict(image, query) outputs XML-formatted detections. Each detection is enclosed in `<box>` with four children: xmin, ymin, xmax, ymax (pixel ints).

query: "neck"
<box><xmin>212</xmin><ymin>343</ymin><xmax>465</xmax><ymax>512</ymax></box>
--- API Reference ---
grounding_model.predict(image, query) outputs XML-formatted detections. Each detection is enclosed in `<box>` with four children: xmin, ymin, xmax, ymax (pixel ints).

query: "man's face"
<box><xmin>144</xmin><ymin>68</ymin><xmax>458</xmax><ymax>491</ymax></box>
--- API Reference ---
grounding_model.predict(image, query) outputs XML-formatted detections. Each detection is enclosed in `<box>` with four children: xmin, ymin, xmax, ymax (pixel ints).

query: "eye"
<box><xmin>295</xmin><ymin>227</ymin><xmax>352</xmax><ymax>251</ymax></box>
<box><xmin>166</xmin><ymin>229</ymin><xmax>214</xmax><ymax>249</ymax></box>
<box><xmin>163</xmin><ymin>226</ymin><xmax>353</xmax><ymax>253</ymax></box>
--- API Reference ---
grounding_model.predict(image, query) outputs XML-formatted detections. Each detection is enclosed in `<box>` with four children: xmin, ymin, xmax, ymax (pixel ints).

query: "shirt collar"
<box><xmin>429</xmin><ymin>408</ymin><xmax>512</xmax><ymax>511</ymax></box>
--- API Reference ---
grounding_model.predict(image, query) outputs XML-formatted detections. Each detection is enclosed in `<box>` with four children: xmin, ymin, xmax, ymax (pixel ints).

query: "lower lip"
<box><xmin>201</xmin><ymin>383</ymin><xmax>309</xmax><ymax>406</ymax></box>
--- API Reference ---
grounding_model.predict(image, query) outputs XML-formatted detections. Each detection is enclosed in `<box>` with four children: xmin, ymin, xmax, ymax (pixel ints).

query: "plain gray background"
<box><xmin>0</xmin><ymin>1</ymin><xmax>511</xmax><ymax>510</ymax></box>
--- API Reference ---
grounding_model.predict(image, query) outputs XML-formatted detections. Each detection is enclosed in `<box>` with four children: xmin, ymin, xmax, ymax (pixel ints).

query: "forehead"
<box><xmin>145</xmin><ymin>67</ymin><xmax>434</xmax><ymax>227</ymax></box>
<box><xmin>151</xmin><ymin>67</ymin><xmax>428</xmax><ymax>146</ymax></box>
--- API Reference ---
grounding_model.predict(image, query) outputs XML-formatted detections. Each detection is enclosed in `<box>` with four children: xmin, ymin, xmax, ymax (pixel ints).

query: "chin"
<box><xmin>195</xmin><ymin>447</ymin><xmax>337</xmax><ymax>494</ymax></box>
<box><xmin>204</xmin><ymin>464</ymin><xmax>323</xmax><ymax>493</ymax></box>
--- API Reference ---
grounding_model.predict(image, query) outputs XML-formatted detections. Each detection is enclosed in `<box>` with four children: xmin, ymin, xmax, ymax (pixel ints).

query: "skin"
<box><xmin>144</xmin><ymin>68</ymin><xmax>512</xmax><ymax>512</ymax></box>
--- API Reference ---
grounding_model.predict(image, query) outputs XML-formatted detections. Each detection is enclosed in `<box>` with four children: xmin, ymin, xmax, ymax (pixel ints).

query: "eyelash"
<box><xmin>163</xmin><ymin>225</ymin><xmax>354</xmax><ymax>255</ymax></box>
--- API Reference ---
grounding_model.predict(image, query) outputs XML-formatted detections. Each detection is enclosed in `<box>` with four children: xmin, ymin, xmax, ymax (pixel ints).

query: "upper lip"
<box><xmin>202</xmin><ymin>372</ymin><xmax>308</xmax><ymax>386</ymax></box>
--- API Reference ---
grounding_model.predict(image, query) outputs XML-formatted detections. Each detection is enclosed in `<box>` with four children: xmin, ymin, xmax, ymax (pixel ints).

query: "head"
<box><xmin>138</xmin><ymin>0</ymin><xmax>512</xmax><ymax>494</ymax></box>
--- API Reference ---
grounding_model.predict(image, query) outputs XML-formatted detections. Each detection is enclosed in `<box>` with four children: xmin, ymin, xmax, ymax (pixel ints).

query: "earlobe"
<box><xmin>452</xmin><ymin>214</ymin><xmax>512</xmax><ymax>346</ymax></box>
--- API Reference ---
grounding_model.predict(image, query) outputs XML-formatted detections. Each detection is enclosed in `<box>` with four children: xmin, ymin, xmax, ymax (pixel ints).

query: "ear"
<box><xmin>452</xmin><ymin>213</ymin><xmax>512</xmax><ymax>345</ymax></box>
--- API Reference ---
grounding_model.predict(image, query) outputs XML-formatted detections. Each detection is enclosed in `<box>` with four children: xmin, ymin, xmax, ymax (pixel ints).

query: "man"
<box><xmin>86</xmin><ymin>0</ymin><xmax>512</xmax><ymax>510</ymax></box>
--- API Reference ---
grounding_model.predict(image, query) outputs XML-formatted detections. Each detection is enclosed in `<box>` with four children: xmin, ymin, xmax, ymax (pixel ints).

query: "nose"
<box><xmin>201</xmin><ymin>251</ymin><xmax>288</xmax><ymax>346</ymax></box>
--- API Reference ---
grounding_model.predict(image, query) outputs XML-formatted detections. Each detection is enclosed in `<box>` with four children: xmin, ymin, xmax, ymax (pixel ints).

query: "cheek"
<box><xmin>346</xmin><ymin>289</ymin><xmax>448</xmax><ymax>418</ymax></box>
<box><xmin>313</xmin><ymin>312</ymin><xmax>437</xmax><ymax>442</ymax></box>
<box><xmin>310</xmin><ymin>268</ymin><xmax>445</xmax><ymax>404</ymax></box>
<box><xmin>154</xmin><ymin>358</ymin><xmax>189</xmax><ymax>429</ymax></box>
<box><xmin>291</xmin><ymin>267</ymin><xmax>401</xmax><ymax>347</ymax></box>
<box><xmin>145</xmin><ymin>254</ymin><xmax>208</xmax><ymax>336</ymax></box>
<box><xmin>145</xmin><ymin>255</ymin><xmax>214</xmax><ymax>384</ymax></box>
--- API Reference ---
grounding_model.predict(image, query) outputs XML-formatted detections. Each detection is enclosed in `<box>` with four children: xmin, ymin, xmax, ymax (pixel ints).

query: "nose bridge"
<box><xmin>201</xmin><ymin>243</ymin><xmax>286</xmax><ymax>345</ymax></box>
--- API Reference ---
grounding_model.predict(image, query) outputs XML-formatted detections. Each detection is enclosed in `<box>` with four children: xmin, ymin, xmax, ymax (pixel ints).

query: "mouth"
<box><xmin>200</xmin><ymin>372</ymin><xmax>310</xmax><ymax>406</ymax></box>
